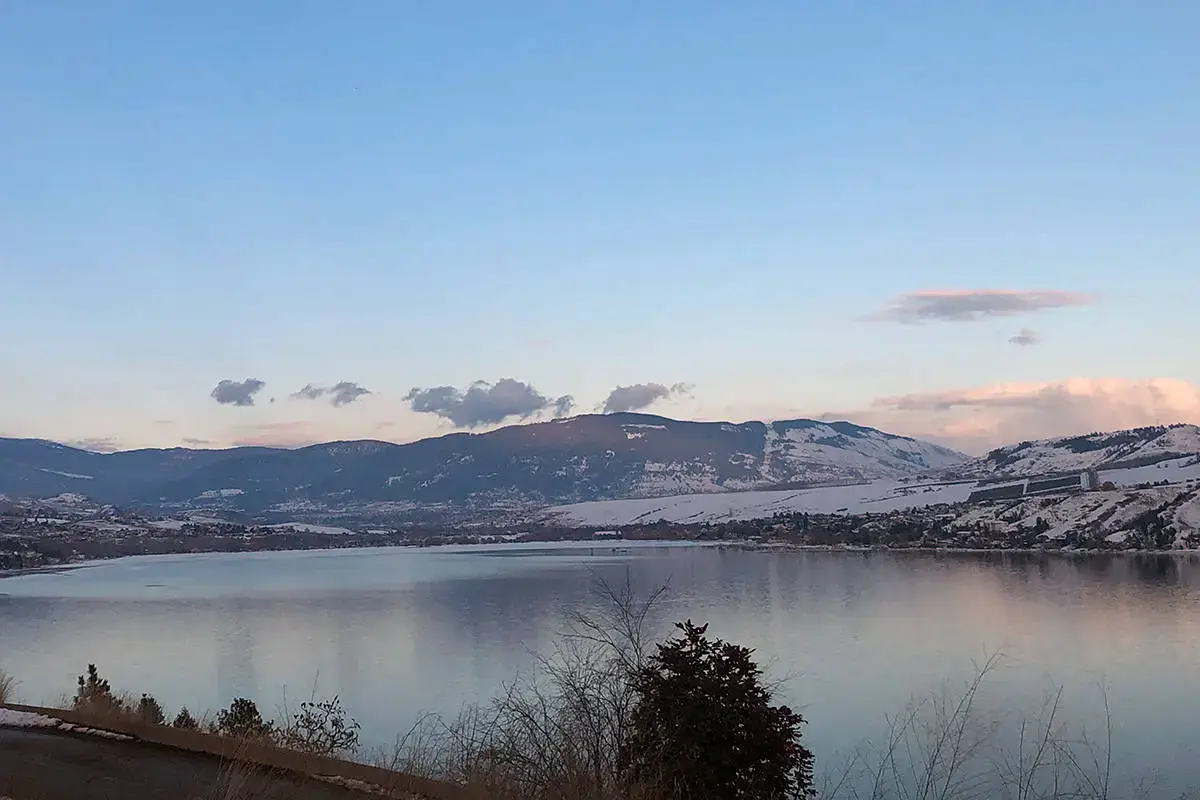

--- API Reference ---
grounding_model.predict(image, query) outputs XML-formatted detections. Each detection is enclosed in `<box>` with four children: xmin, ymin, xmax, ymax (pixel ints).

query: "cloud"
<box><xmin>553</xmin><ymin>394</ymin><xmax>575</xmax><ymax>417</ymax></box>
<box><xmin>291</xmin><ymin>384</ymin><xmax>326</xmax><ymax>401</ymax></box>
<box><xmin>404</xmin><ymin>378</ymin><xmax>572</xmax><ymax>428</ymax></box>
<box><xmin>181</xmin><ymin>437</ymin><xmax>215</xmax><ymax>446</ymax></box>
<box><xmin>67</xmin><ymin>437</ymin><xmax>121</xmax><ymax>453</ymax></box>
<box><xmin>211</xmin><ymin>378</ymin><xmax>266</xmax><ymax>407</ymax></box>
<box><xmin>290</xmin><ymin>381</ymin><xmax>372</xmax><ymax>407</ymax></box>
<box><xmin>602</xmin><ymin>382</ymin><xmax>693</xmax><ymax>414</ymax></box>
<box><xmin>830</xmin><ymin>377</ymin><xmax>1200</xmax><ymax>453</ymax></box>
<box><xmin>865</xmin><ymin>289</ymin><xmax>1094</xmax><ymax>324</ymax></box>
<box><xmin>1009</xmin><ymin>328</ymin><xmax>1041</xmax><ymax>346</ymax></box>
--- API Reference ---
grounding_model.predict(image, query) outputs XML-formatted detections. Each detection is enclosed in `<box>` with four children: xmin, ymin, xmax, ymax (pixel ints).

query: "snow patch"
<box><xmin>36</xmin><ymin>468</ymin><xmax>93</xmax><ymax>480</ymax></box>
<box><xmin>0</xmin><ymin>709</ymin><xmax>60</xmax><ymax>728</ymax></box>
<box><xmin>549</xmin><ymin>479</ymin><xmax>975</xmax><ymax>526</ymax></box>
<box><xmin>267</xmin><ymin>522</ymin><xmax>355</xmax><ymax>535</ymax></box>
<box><xmin>197</xmin><ymin>488</ymin><xmax>245</xmax><ymax>498</ymax></box>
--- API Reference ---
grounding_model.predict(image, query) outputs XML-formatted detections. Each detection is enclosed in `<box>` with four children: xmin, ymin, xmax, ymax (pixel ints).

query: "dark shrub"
<box><xmin>623</xmin><ymin>620</ymin><xmax>814</xmax><ymax>799</ymax></box>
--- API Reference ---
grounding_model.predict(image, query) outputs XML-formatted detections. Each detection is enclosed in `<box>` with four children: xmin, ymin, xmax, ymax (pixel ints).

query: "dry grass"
<box><xmin>0</xmin><ymin>668</ymin><xmax>16</xmax><ymax>705</ymax></box>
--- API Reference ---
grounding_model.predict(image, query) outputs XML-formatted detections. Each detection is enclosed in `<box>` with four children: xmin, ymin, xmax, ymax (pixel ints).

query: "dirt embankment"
<box><xmin>0</xmin><ymin>727</ymin><xmax>369</xmax><ymax>800</ymax></box>
<box><xmin>0</xmin><ymin>703</ymin><xmax>468</xmax><ymax>800</ymax></box>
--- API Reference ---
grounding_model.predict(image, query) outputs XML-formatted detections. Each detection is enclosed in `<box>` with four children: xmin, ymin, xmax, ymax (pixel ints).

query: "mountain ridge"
<box><xmin>950</xmin><ymin>423</ymin><xmax>1200</xmax><ymax>478</ymax></box>
<box><xmin>0</xmin><ymin>413</ymin><xmax>965</xmax><ymax>513</ymax></box>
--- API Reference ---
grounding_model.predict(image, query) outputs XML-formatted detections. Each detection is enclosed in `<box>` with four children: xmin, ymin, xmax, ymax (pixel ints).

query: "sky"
<box><xmin>2</xmin><ymin>1</ymin><xmax>1199</xmax><ymax>455</ymax></box>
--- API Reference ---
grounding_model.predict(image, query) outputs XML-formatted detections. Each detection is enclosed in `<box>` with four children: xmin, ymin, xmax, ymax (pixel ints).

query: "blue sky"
<box><xmin>2</xmin><ymin>1</ymin><xmax>1198</xmax><ymax>453</ymax></box>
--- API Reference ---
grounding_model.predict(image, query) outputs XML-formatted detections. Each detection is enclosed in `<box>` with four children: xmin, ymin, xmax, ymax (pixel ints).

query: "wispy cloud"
<box><xmin>1009</xmin><ymin>328</ymin><xmax>1041</xmax><ymax>346</ymax></box>
<box><xmin>602</xmin><ymin>382</ymin><xmax>694</xmax><ymax>413</ymax></box>
<box><xmin>210</xmin><ymin>378</ymin><xmax>266</xmax><ymax>407</ymax></box>
<box><xmin>404</xmin><ymin>378</ymin><xmax>573</xmax><ymax>428</ymax></box>
<box><xmin>865</xmin><ymin>289</ymin><xmax>1095</xmax><ymax>324</ymax></box>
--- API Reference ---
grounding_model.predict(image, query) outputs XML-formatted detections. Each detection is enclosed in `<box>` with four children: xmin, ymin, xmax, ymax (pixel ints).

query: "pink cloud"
<box><xmin>827</xmin><ymin>377</ymin><xmax>1200</xmax><ymax>453</ymax></box>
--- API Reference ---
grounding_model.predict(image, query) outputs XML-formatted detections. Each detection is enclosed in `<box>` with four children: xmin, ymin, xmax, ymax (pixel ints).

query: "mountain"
<box><xmin>0</xmin><ymin>414</ymin><xmax>965</xmax><ymax>515</ymax></box>
<box><xmin>951</xmin><ymin>424</ymin><xmax>1200</xmax><ymax>478</ymax></box>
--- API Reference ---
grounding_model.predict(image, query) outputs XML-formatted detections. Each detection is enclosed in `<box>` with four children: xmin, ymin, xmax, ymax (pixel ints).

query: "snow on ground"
<box><xmin>954</xmin><ymin>488</ymin><xmax>1177</xmax><ymax>540</ymax></box>
<box><xmin>268</xmin><ymin>522</ymin><xmax>355</xmax><ymax>535</ymax></box>
<box><xmin>35</xmin><ymin>468</ymin><xmax>93</xmax><ymax>480</ymax></box>
<box><xmin>547</xmin><ymin>479</ymin><xmax>975</xmax><ymax>526</ymax></box>
<box><xmin>147</xmin><ymin>519</ymin><xmax>187</xmax><ymax>531</ymax></box>
<box><xmin>0</xmin><ymin>709</ymin><xmax>60</xmax><ymax>728</ymax></box>
<box><xmin>197</xmin><ymin>488</ymin><xmax>244</xmax><ymax>498</ymax></box>
<box><xmin>961</xmin><ymin>425</ymin><xmax>1200</xmax><ymax>478</ymax></box>
<box><xmin>1174</xmin><ymin>494</ymin><xmax>1200</xmax><ymax>532</ymax></box>
<box><xmin>77</xmin><ymin>522</ymin><xmax>143</xmax><ymax>533</ymax></box>
<box><xmin>1101</xmin><ymin>457</ymin><xmax>1200</xmax><ymax>487</ymax></box>
<box><xmin>48</xmin><ymin>493</ymin><xmax>89</xmax><ymax>504</ymax></box>
<box><xmin>0</xmin><ymin>708</ymin><xmax>135</xmax><ymax>741</ymax></box>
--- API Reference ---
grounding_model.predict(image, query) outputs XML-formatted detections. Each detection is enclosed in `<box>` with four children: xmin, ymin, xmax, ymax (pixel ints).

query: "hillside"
<box><xmin>951</xmin><ymin>424</ymin><xmax>1200</xmax><ymax>478</ymax></box>
<box><xmin>548</xmin><ymin>429</ymin><xmax>1200</xmax><ymax>528</ymax></box>
<box><xmin>0</xmin><ymin>414</ymin><xmax>965</xmax><ymax>514</ymax></box>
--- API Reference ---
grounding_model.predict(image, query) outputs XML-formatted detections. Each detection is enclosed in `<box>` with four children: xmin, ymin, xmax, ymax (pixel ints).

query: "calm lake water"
<box><xmin>3</xmin><ymin>542</ymin><xmax>1200</xmax><ymax>793</ymax></box>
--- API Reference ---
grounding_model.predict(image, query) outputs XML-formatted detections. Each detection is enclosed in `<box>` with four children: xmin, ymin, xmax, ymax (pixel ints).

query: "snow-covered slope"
<box><xmin>950</xmin><ymin>483</ymin><xmax>1200</xmax><ymax>547</ymax></box>
<box><xmin>953</xmin><ymin>424</ymin><xmax>1200</xmax><ymax>478</ymax></box>
<box><xmin>546</xmin><ymin>437</ymin><xmax>1200</xmax><ymax>528</ymax></box>
<box><xmin>616</xmin><ymin>418</ymin><xmax>966</xmax><ymax>497</ymax></box>
<box><xmin>547</xmin><ymin>478</ymin><xmax>977</xmax><ymax>526</ymax></box>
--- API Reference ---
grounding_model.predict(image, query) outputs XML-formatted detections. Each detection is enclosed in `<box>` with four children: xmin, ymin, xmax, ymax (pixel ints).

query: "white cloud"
<box><xmin>826</xmin><ymin>378</ymin><xmax>1200</xmax><ymax>453</ymax></box>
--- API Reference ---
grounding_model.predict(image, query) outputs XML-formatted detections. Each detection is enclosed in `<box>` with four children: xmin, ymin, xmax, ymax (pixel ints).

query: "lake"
<box><xmin>3</xmin><ymin>543</ymin><xmax>1200</xmax><ymax>794</ymax></box>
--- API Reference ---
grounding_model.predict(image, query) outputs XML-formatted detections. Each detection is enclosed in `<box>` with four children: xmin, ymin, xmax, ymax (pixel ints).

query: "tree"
<box><xmin>172</xmin><ymin>707</ymin><xmax>199</xmax><ymax>730</ymax></box>
<box><xmin>74</xmin><ymin>664</ymin><xmax>123</xmax><ymax>716</ymax></box>
<box><xmin>136</xmin><ymin>693</ymin><xmax>165</xmax><ymax>725</ymax></box>
<box><xmin>622</xmin><ymin>620</ymin><xmax>814</xmax><ymax>799</ymax></box>
<box><xmin>216</xmin><ymin>698</ymin><xmax>273</xmax><ymax>740</ymax></box>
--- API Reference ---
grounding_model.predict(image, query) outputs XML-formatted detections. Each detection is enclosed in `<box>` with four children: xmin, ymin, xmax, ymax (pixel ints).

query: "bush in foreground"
<box><xmin>278</xmin><ymin>695</ymin><xmax>361</xmax><ymax>757</ymax></box>
<box><xmin>137</xmin><ymin>693</ymin><xmax>166</xmax><ymax>725</ymax></box>
<box><xmin>73</xmin><ymin>664</ymin><xmax>129</xmax><ymax>717</ymax></box>
<box><xmin>172</xmin><ymin>706</ymin><xmax>199</xmax><ymax>730</ymax></box>
<box><xmin>216</xmin><ymin>697</ymin><xmax>274</xmax><ymax>741</ymax></box>
<box><xmin>624</xmin><ymin>620</ymin><xmax>814</xmax><ymax>799</ymax></box>
<box><xmin>375</xmin><ymin>578</ymin><xmax>811</xmax><ymax>800</ymax></box>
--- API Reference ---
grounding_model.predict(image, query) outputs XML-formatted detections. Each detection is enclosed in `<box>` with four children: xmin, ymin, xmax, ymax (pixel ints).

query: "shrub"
<box><xmin>136</xmin><ymin>693</ymin><xmax>166</xmax><ymax>725</ymax></box>
<box><xmin>216</xmin><ymin>697</ymin><xmax>273</xmax><ymax>740</ymax></box>
<box><xmin>623</xmin><ymin>620</ymin><xmax>814</xmax><ymax>799</ymax></box>
<box><xmin>172</xmin><ymin>707</ymin><xmax>199</xmax><ymax>730</ymax></box>
<box><xmin>279</xmin><ymin>695</ymin><xmax>361</xmax><ymax>756</ymax></box>
<box><xmin>74</xmin><ymin>664</ymin><xmax>127</xmax><ymax>716</ymax></box>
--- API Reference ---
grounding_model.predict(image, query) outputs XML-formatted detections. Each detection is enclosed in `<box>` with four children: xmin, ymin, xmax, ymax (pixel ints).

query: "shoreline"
<box><xmin>0</xmin><ymin>563</ymin><xmax>86</xmax><ymax>580</ymax></box>
<box><xmin>5</xmin><ymin>537</ymin><xmax>1200</xmax><ymax>581</ymax></box>
<box><xmin>719</xmin><ymin>541</ymin><xmax>1200</xmax><ymax>556</ymax></box>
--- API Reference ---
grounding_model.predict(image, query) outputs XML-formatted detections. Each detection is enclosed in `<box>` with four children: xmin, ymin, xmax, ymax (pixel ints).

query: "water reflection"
<box><xmin>2</xmin><ymin>546</ymin><xmax>1199</xmax><ymax>791</ymax></box>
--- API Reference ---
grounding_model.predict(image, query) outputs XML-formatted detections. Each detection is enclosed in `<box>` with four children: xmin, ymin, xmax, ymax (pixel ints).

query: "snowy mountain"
<box><xmin>952</xmin><ymin>424</ymin><xmax>1200</xmax><ymax>477</ymax></box>
<box><xmin>547</xmin><ymin>434</ymin><xmax>1200</xmax><ymax>545</ymax></box>
<box><xmin>0</xmin><ymin>414</ymin><xmax>965</xmax><ymax>513</ymax></box>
